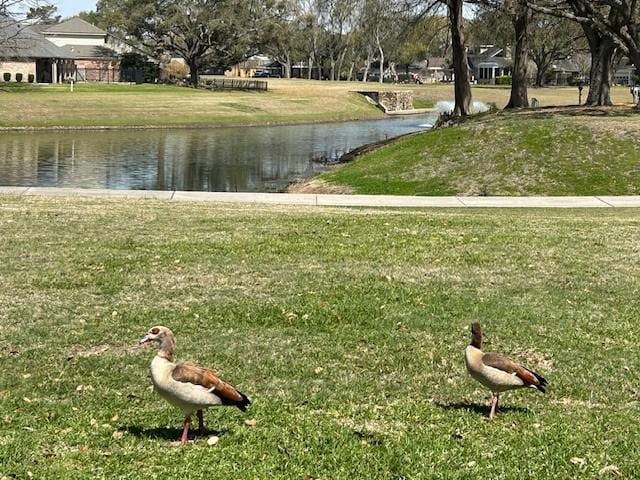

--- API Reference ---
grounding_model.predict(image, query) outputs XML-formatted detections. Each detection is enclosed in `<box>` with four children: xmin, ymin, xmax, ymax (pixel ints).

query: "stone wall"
<box><xmin>378</xmin><ymin>91</ymin><xmax>414</xmax><ymax>112</ymax></box>
<box><xmin>0</xmin><ymin>61</ymin><xmax>36</xmax><ymax>82</ymax></box>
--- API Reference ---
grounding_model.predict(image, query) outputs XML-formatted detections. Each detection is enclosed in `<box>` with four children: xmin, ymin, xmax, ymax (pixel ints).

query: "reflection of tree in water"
<box><xmin>0</xmin><ymin>116</ymin><xmax>434</xmax><ymax>191</ymax></box>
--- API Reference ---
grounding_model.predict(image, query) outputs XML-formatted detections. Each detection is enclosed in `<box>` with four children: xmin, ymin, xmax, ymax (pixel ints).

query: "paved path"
<box><xmin>2</xmin><ymin>186</ymin><xmax>640</xmax><ymax>208</ymax></box>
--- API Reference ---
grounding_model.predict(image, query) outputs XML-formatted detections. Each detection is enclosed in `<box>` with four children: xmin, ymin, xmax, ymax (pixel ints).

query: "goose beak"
<box><xmin>139</xmin><ymin>335</ymin><xmax>152</xmax><ymax>345</ymax></box>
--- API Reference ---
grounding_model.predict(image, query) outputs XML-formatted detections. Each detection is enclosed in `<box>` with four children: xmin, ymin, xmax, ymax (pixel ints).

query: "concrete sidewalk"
<box><xmin>2</xmin><ymin>186</ymin><xmax>640</xmax><ymax>208</ymax></box>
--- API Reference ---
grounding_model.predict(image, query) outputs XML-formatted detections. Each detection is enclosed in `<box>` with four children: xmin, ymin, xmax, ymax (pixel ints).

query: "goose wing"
<box><xmin>482</xmin><ymin>353</ymin><xmax>548</xmax><ymax>392</ymax></box>
<box><xmin>172</xmin><ymin>362</ymin><xmax>249</xmax><ymax>406</ymax></box>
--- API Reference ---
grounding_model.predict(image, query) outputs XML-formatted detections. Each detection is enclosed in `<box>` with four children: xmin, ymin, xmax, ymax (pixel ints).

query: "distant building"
<box><xmin>468</xmin><ymin>45</ymin><xmax>513</xmax><ymax>84</ymax></box>
<box><xmin>408</xmin><ymin>57</ymin><xmax>451</xmax><ymax>83</ymax></box>
<box><xmin>545</xmin><ymin>60</ymin><xmax>581</xmax><ymax>86</ymax></box>
<box><xmin>613</xmin><ymin>58</ymin><xmax>636</xmax><ymax>85</ymax></box>
<box><xmin>225</xmin><ymin>55</ymin><xmax>272</xmax><ymax>78</ymax></box>
<box><xmin>0</xmin><ymin>15</ymin><xmax>75</xmax><ymax>83</ymax></box>
<box><xmin>39</xmin><ymin>18</ymin><xmax>121</xmax><ymax>82</ymax></box>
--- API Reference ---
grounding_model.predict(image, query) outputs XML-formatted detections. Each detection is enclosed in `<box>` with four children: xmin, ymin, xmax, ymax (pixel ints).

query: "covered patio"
<box><xmin>0</xmin><ymin>16</ymin><xmax>75</xmax><ymax>83</ymax></box>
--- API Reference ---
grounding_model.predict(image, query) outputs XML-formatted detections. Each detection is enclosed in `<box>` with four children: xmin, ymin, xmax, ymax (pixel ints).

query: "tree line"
<box><xmin>3</xmin><ymin>0</ymin><xmax>638</xmax><ymax>116</ymax></box>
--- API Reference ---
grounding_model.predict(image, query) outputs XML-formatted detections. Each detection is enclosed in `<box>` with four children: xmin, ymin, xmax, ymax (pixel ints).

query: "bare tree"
<box><xmin>527</xmin><ymin>0</ymin><xmax>629</xmax><ymax>105</ymax></box>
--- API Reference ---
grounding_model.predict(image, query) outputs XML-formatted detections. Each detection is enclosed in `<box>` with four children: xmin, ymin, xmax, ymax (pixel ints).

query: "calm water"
<box><xmin>0</xmin><ymin>115</ymin><xmax>436</xmax><ymax>192</ymax></box>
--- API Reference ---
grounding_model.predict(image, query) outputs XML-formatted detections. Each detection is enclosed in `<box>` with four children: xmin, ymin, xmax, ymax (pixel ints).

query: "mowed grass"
<box><xmin>1</xmin><ymin>197</ymin><xmax>640</xmax><ymax>479</ymax></box>
<box><xmin>315</xmin><ymin>108</ymin><xmax>640</xmax><ymax>196</ymax></box>
<box><xmin>0</xmin><ymin>79</ymin><xmax>634</xmax><ymax>129</ymax></box>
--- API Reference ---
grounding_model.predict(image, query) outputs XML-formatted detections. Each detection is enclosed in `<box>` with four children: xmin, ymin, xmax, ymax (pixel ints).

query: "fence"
<box><xmin>199</xmin><ymin>78</ymin><xmax>268</xmax><ymax>91</ymax></box>
<box><xmin>74</xmin><ymin>67</ymin><xmax>119</xmax><ymax>83</ymax></box>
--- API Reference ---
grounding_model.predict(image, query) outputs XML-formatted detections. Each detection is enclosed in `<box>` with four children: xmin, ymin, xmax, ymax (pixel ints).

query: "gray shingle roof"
<box><xmin>64</xmin><ymin>44</ymin><xmax>119</xmax><ymax>59</ymax></box>
<box><xmin>0</xmin><ymin>16</ymin><xmax>75</xmax><ymax>59</ymax></box>
<box><xmin>43</xmin><ymin>18</ymin><xmax>106</xmax><ymax>36</ymax></box>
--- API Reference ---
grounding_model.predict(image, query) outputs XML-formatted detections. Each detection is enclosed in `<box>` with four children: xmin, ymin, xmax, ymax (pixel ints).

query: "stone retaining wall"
<box><xmin>378</xmin><ymin>91</ymin><xmax>414</xmax><ymax>112</ymax></box>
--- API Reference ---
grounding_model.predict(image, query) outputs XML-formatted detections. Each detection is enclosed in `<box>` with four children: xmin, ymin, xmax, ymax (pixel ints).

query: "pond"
<box><xmin>0</xmin><ymin>114</ymin><xmax>437</xmax><ymax>192</ymax></box>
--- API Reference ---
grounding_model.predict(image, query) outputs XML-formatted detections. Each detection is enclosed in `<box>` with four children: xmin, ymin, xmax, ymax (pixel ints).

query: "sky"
<box><xmin>55</xmin><ymin>0</ymin><xmax>97</xmax><ymax>18</ymax></box>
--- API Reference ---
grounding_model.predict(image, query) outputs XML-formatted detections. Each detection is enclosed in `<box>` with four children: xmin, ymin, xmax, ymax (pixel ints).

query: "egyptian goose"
<box><xmin>464</xmin><ymin>322</ymin><xmax>548</xmax><ymax>419</ymax></box>
<box><xmin>139</xmin><ymin>326</ymin><xmax>251</xmax><ymax>443</ymax></box>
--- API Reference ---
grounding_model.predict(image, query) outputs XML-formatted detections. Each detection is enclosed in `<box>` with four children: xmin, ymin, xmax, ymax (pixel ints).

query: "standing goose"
<box><xmin>464</xmin><ymin>322</ymin><xmax>548</xmax><ymax>419</ymax></box>
<box><xmin>139</xmin><ymin>326</ymin><xmax>251</xmax><ymax>443</ymax></box>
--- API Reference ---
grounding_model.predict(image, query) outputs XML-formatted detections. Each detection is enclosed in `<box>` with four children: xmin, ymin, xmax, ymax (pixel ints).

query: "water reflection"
<box><xmin>0</xmin><ymin>115</ymin><xmax>436</xmax><ymax>192</ymax></box>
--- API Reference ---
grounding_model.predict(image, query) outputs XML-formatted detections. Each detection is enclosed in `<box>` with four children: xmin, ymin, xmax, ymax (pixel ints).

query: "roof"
<box><xmin>468</xmin><ymin>55</ymin><xmax>512</xmax><ymax>69</ymax></box>
<box><xmin>64</xmin><ymin>44</ymin><xmax>119</xmax><ymax>60</ymax></box>
<box><xmin>549</xmin><ymin>60</ymin><xmax>580</xmax><ymax>73</ymax></box>
<box><xmin>411</xmin><ymin>57</ymin><xmax>447</xmax><ymax>70</ymax></box>
<box><xmin>43</xmin><ymin>17</ymin><xmax>106</xmax><ymax>36</ymax></box>
<box><xmin>0</xmin><ymin>16</ymin><xmax>75</xmax><ymax>60</ymax></box>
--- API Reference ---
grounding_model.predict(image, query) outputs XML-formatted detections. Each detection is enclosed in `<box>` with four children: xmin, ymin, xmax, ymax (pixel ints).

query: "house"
<box><xmin>40</xmin><ymin>18</ymin><xmax>121</xmax><ymax>82</ymax></box>
<box><xmin>225</xmin><ymin>55</ymin><xmax>272</xmax><ymax>78</ymax></box>
<box><xmin>613</xmin><ymin>58</ymin><xmax>636</xmax><ymax>85</ymax></box>
<box><xmin>0</xmin><ymin>15</ymin><xmax>75</xmax><ymax>83</ymax></box>
<box><xmin>545</xmin><ymin>59</ymin><xmax>581</xmax><ymax>86</ymax></box>
<box><xmin>467</xmin><ymin>45</ymin><xmax>512</xmax><ymax>84</ymax></box>
<box><xmin>408</xmin><ymin>57</ymin><xmax>451</xmax><ymax>83</ymax></box>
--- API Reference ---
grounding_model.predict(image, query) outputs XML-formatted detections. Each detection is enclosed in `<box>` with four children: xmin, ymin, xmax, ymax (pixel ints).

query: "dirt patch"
<box><xmin>287</xmin><ymin>178</ymin><xmax>354</xmax><ymax>194</ymax></box>
<box><xmin>67</xmin><ymin>343</ymin><xmax>147</xmax><ymax>360</ymax></box>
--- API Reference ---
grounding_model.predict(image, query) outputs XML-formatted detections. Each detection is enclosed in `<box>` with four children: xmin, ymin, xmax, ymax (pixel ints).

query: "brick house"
<box><xmin>40</xmin><ymin>18</ymin><xmax>120</xmax><ymax>82</ymax></box>
<box><xmin>0</xmin><ymin>15</ymin><xmax>75</xmax><ymax>83</ymax></box>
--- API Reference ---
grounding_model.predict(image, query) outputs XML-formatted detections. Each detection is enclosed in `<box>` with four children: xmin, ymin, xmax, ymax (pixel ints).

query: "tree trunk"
<box><xmin>533</xmin><ymin>61</ymin><xmax>547</xmax><ymax>87</ymax></box>
<box><xmin>582</xmin><ymin>27</ymin><xmax>614</xmax><ymax>106</ymax></box>
<box><xmin>285</xmin><ymin>52</ymin><xmax>291</xmax><ymax>79</ymax></box>
<box><xmin>448</xmin><ymin>0</ymin><xmax>472</xmax><ymax>116</ymax></box>
<box><xmin>347</xmin><ymin>61</ymin><xmax>355</xmax><ymax>82</ymax></box>
<box><xmin>188</xmin><ymin>59</ymin><xmax>199</xmax><ymax>87</ymax></box>
<box><xmin>507</xmin><ymin>3</ymin><xmax>529</xmax><ymax>109</ymax></box>
<box><xmin>308</xmin><ymin>56</ymin><xmax>314</xmax><ymax>80</ymax></box>
<box><xmin>378</xmin><ymin>46</ymin><xmax>384</xmax><ymax>84</ymax></box>
<box><xmin>363</xmin><ymin>50</ymin><xmax>372</xmax><ymax>82</ymax></box>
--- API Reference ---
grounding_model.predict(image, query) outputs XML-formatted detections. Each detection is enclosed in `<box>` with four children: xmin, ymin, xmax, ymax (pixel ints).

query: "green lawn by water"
<box><xmin>0</xmin><ymin>197</ymin><xmax>639</xmax><ymax>478</ymax></box>
<box><xmin>318</xmin><ymin>109</ymin><xmax>640</xmax><ymax>196</ymax></box>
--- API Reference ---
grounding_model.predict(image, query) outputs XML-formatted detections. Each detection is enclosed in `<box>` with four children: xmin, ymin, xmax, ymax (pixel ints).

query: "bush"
<box><xmin>161</xmin><ymin>60</ymin><xmax>189</xmax><ymax>82</ymax></box>
<box><xmin>3</xmin><ymin>72</ymin><xmax>10</xmax><ymax>82</ymax></box>
<box><xmin>15</xmin><ymin>73</ymin><xmax>23</xmax><ymax>83</ymax></box>
<box><xmin>28</xmin><ymin>74</ymin><xmax>35</xmax><ymax>83</ymax></box>
<box><xmin>495</xmin><ymin>75</ymin><xmax>512</xmax><ymax>85</ymax></box>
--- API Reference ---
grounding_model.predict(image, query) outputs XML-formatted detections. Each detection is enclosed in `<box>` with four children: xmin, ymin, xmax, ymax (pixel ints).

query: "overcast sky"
<box><xmin>55</xmin><ymin>0</ymin><xmax>97</xmax><ymax>18</ymax></box>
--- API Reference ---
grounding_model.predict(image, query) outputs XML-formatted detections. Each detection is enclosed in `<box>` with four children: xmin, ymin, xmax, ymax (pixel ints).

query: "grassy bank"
<box><xmin>311</xmin><ymin>108</ymin><xmax>640</xmax><ymax>196</ymax></box>
<box><xmin>1</xmin><ymin>197</ymin><xmax>639</xmax><ymax>478</ymax></box>
<box><xmin>0</xmin><ymin>80</ymin><xmax>634</xmax><ymax>129</ymax></box>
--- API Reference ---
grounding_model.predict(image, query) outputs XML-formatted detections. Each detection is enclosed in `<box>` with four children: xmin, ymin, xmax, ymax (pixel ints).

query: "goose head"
<box><xmin>140</xmin><ymin>326</ymin><xmax>176</xmax><ymax>359</ymax></box>
<box><xmin>470</xmin><ymin>322</ymin><xmax>483</xmax><ymax>349</ymax></box>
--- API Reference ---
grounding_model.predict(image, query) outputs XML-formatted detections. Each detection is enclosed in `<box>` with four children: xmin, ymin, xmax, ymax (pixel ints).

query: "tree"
<box><xmin>469</xmin><ymin>0</ymin><xmax>530</xmax><ymax>109</ymax></box>
<box><xmin>1</xmin><ymin>1</ymin><xmax>53</xmax><ymax>48</ymax></box>
<box><xmin>448</xmin><ymin>0</ymin><xmax>472</xmax><ymax>115</ymax></box>
<box><xmin>93</xmin><ymin>0</ymin><xmax>257</xmax><ymax>86</ymax></box>
<box><xmin>529</xmin><ymin>16</ymin><xmax>582</xmax><ymax>87</ymax></box>
<box><xmin>506</xmin><ymin>0</ymin><xmax>531</xmax><ymax>108</ymax></box>
<box><xmin>527</xmin><ymin>0</ymin><xmax>626</xmax><ymax>105</ymax></box>
<box><xmin>260</xmin><ymin>0</ymin><xmax>303</xmax><ymax>78</ymax></box>
<box><xmin>26</xmin><ymin>3</ymin><xmax>59</xmax><ymax>23</ymax></box>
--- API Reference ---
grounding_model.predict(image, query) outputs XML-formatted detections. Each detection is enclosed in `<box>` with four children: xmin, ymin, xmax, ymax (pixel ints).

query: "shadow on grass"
<box><xmin>434</xmin><ymin>401</ymin><xmax>531</xmax><ymax>417</ymax></box>
<box><xmin>124</xmin><ymin>425</ymin><xmax>228</xmax><ymax>441</ymax></box>
<box><xmin>514</xmin><ymin>105</ymin><xmax>640</xmax><ymax>119</ymax></box>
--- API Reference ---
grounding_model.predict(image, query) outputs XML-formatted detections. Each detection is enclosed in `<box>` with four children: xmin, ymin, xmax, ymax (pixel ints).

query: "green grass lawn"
<box><xmin>313</xmin><ymin>108</ymin><xmax>640</xmax><ymax>196</ymax></box>
<box><xmin>0</xmin><ymin>80</ymin><xmax>634</xmax><ymax>129</ymax></box>
<box><xmin>1</xmin><ymin>197</ymin><xmax>639</xmax><ymax>479</ymax></box>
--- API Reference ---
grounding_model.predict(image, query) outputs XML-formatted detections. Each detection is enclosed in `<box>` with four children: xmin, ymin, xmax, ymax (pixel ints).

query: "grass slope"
<box><xmin>0</xmin><ymin>80</ymin><xmax>633</xmax><ymax>129</ymax></box>
<box><xmin>1</xmin><ymin>197</ymin><xmax>639</xmax><ymax>479</ymax></box>
<box><xmin>319</xmin><ymin>109</ymin><xmax>640</xmax><ymax>196</ymax></box>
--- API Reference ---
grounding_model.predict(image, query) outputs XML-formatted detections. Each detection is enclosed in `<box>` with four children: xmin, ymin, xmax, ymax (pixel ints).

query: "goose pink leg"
<box><xmin>180</xmin><ymin>416</ymin><xmax>191</xmax><ymax>444</ymax></box>
<box><xmin>489</xmin><ymin>393</ymin><xmax>500</xmax><ymax>420</ymax></box>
